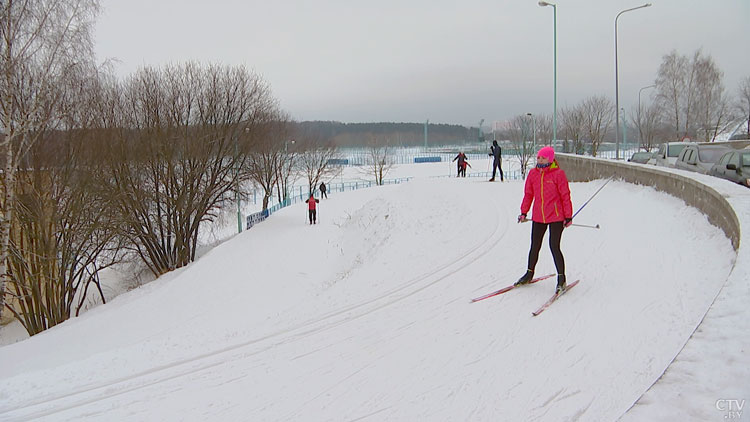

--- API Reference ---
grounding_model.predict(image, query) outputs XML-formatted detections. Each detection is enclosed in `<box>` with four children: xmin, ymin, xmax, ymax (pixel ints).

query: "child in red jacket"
<box><xmin>515</xmin><ymin>146</ymin><xmax>573</xmax><ymax>294</ymax></box>
<box><xmin>305</xmin><ymin>194</ymin><xmax>320</xmax><ymax>224</ymax></box>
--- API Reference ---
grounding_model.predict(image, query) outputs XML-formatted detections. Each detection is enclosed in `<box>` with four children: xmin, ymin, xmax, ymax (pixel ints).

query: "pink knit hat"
<box><xmin>537</xmin><ymin>146</ymin><xmax>555</xmax><ymax>161</ymax></box>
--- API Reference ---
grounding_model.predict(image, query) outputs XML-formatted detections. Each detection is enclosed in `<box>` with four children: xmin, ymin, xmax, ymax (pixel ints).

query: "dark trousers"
<box><xmin>492</xmin><ymin>159</ymin><xmax>503</xmax><ymax>181</ymax></box>
<box><xmin>321</xmin><ymin>190</ymin><xmax>327</xmax><ymax>199</ymax></box>
<box><xmin>527</xmin><ymin>221</ymin><xmax>565</xmax><ymax>275</ymax></box>
<box><xmin>308</xmin><ymin>209</ymin><xmax>317</xmax><ymax>224</ymax></box>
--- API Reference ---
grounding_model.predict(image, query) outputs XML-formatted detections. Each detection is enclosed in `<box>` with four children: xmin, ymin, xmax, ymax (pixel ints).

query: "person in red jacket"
<box><xmin>460</xmin><ymin>160</ymin><xmax>471</xmax><ymax>177</ymax></box>
<box><xmin>305</xmin><ymin>193</ymin><xmax>320</xmax><ymax>224</ymax></box>
<box><xmin>514</xmin><ymin>146</ymin><xmax>573</xmax><ymax>294</ymax></box>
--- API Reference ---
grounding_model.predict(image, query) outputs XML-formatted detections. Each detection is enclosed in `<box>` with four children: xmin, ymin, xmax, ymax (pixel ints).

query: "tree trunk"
<box><xmin>0</xmin><ymin>145</ymin><xmax>15</xmax><ymax>314</ymax></box>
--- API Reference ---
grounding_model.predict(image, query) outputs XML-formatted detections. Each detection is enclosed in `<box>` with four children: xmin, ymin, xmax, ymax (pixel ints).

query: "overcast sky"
<box><xmin>94</xmin><ymin>0</ymin><xmax>750</xmax><ymax>126</ymax></box>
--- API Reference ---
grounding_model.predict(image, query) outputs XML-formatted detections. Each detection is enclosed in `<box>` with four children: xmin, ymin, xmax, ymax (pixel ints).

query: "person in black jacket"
<box><xmin>488</xmin><ymin>140</ymin><xmax>504</xmax><ymax>182</ymax></box>
<box><xmin>319</xmin><ymin>182</ymin><xmax>328</xmax><ymax>199</ymax></box>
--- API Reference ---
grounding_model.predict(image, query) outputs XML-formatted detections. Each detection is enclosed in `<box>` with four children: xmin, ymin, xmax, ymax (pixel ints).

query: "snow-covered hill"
<box><xmin>0</xmin><ymin>171</ymin><xmax>737</xmax><ymax>421</ymax></box>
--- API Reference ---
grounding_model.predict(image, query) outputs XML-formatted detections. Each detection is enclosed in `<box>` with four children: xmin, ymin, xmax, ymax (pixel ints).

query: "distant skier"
<box><xmin>460</xmin><ymin>160</ymin><xmax>471</xmax><ymax>177</ymax></box>
<box><xmin>319</xmin><ymin>182</ymin><xmax>328</xmax><ymax>199</ymax></box>
<box><xmin>305</xmin><ymin>193</ymin><xmax>320</xmax><ymax>225</ymax></box>
<box><xmin>452</xmin><ymin>152</ymin><xmax>467</xmax><ymax>177</ymax></box>
<box><xmin>515</xmin><ymin>146</ymin><xmax>573</xmax><ymax>294</ymax></box>
<box><xmin>488</xmin><ymin>140</ymin><xmax>504</xmax><ymax>182</ymax></box>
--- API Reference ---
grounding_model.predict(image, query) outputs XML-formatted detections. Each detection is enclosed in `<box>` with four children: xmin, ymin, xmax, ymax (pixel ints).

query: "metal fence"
<box><xmin>242</xmin><ymin>143</ymin><xmax>646</xmax><ymax>230</ymax></box>
<box><xmin>247</xmin><ymin>177</ymin><xmax>413</xmax><ymax>229</ymax></box>
<box><xmin>335</xmin><ymin>144</ymin><xmax>645</xmax><ymax>167</ymax></box>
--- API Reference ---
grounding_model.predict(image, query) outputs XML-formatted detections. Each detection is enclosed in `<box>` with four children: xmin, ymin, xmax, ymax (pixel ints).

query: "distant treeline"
<box><xmin>295</xmin><ymin>121</ymin><xmax>482</xmax><ymax>147</ymax></box>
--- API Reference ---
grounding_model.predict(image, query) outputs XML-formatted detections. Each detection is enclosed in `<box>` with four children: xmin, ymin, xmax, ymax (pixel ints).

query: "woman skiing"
<box><xmin>515</xmin><ymin>146</ymin><xmax>573</xmax><ymax>294</ymax></box>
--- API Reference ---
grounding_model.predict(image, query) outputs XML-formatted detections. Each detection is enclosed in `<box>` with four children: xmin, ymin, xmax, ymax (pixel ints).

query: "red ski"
<box><xmin>531</xmin><ymin>280</ymin><xmax>580</xmax><ymax>316</ymax></box>
<box><xmin>470</xmin><ymin>274</ymin><xmax>555</xmax><ymax>303</ymax></box>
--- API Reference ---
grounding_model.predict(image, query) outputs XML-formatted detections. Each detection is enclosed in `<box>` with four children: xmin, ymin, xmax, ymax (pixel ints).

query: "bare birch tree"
<box><xmin>738</xmin><ymin>76</ymin><xmax>750</xmax><ymax>139</ymax></box>
<box><xmin>297</xmin><ymin>138</ymin><xmax>342</xmax><ymax>197</ymax></box>
<box><xmin>693</xmin><ymin>52</ymin><xmax>728</xmax><ymax>142</ymax></box>
<box><xmin>246</xmin><ymin>110</ymin><xmax>290</xmax><ymax>211</ymax></box>
<box><xmin>560</xmin><ymin>105</ymin><xmax>586</xmax><ymax>154</ymax></box>
<box><xmin>655</xmin><ymin>49</ymin><xmax>728</xmax><ymax>141</ymax></box>
<box><xmin>655</xmin><ymin>50</ymin><xmax>687</xmax><ymax>140</ymax></box>
<box><xmin>0</xmin><ymin>0</ymin><xmax>100</xmax><ymax>314</ymax></box>
<box><xmin>632</xmin><ymin>101</ymin><xmax>661</xmax><ymax>151</ymax></box>
<box><xmin>362</xmin><ymin>137</ymin><xmax>394</xmax><ymax>185</ymax></box>
<box><xmin>505</xmin><ymin>115</ymin><xmax>535</xmax><ymax>177</ymax></box>
<box><xmin>582</xmin><ymin>96</ymin><xmax>613</xmax><ymax>157</ymax></box>
<box><xmin>96</xmin><ymin>63</ymin><xmax>275</xmax><ymax>277</ymax></box>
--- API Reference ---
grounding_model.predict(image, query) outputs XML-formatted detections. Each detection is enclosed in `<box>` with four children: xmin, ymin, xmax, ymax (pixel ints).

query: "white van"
<box><xmin>648</xmin><ymin>142</ymin><xmax>692</xmax><ymax>167</ymax></box>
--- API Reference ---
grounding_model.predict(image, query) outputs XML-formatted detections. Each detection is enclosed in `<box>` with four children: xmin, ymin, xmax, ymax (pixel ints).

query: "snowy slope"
<box><xmin>0</xmin><ymin>175</ymin><xmax>736</xmax><ymax>421</ymax></box>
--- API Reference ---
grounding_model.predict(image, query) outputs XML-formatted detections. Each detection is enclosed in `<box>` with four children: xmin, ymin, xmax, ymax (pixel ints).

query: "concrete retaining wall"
<box><xmin>556</xmin><ymin>154</ymin><xmax>740</xmax><ymax>250</ymax></box>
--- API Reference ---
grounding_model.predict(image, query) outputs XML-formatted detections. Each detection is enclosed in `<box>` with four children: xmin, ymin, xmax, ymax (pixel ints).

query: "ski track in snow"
<box><xmin>0</xmin><ymin>177</ymin><xmax>736</xmax><ymax>421</ymax></box>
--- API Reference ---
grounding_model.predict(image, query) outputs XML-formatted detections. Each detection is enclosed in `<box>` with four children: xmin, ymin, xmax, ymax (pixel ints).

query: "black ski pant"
<box><xmin>321</xmin><ymin>190</ymin><xmax>327</xmax><ymax>199</ymax></box>
<box><xmin>308</xmin><ymin>209</ymin><xmax>317</xmax><ymax>224</ymax></box>
<box><xmin>492</xmin><ymin>159</ymin><xmax>503</xmax><ymax>181</ymax></box>
<box><xmin>526</xmin><ymin>221</ymin><xmax>565</xmax><ymax>275</ymax></box>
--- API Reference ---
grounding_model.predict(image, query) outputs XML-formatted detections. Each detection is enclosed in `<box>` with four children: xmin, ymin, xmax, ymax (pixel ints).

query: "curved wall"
<box><xmin>556</xmin><ymin>154</ymin><xmax>740</xmax><ymax>249</ymax></box>
<box><xmin>556</xmin><ymin>153</ymin><xmax>750</xmax><ymax>420</ymax></box>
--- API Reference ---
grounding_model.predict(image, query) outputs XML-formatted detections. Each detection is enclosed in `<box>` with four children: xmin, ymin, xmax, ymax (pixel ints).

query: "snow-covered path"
<box><xmin>0</xmin><ymin>177</ymin><xmax>734</xmax><ymax>421</ymax></box>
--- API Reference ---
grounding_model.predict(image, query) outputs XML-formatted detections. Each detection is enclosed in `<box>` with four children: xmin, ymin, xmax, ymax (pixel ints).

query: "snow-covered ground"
<box><xmin>0</xmin><ymin>159</ymin><xmax>747</xmax><ymax>421</ymax></box>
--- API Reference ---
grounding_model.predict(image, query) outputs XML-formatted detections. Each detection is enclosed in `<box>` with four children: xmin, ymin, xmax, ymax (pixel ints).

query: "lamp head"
<box><xmin>538</xmin><ymin>1</ymin><xmax>555</xmax><ymax>6</ymax></box>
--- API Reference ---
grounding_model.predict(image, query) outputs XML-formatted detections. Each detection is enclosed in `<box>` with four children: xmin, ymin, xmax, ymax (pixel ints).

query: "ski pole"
<box><xmin>572</xmin><ymin>176</ymin><xmax>613</xmax><ymax>219</ymax></box>
<box><xmin>571</xmin><ymin>223</ymin><xmax>600</xmax><ymax>229</ymax></box>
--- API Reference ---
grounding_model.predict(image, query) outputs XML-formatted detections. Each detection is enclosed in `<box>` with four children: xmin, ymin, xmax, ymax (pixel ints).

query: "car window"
<box><xmin>658</xmin><ymin>145</ymin><xmax>665</xmax><ymax>157</ymax></box>
<box><xmin>719</xmin><ymin>152</ymin><xmax>732</xmax><ymax>165</ymax></box>
<box><xmin>698</xmin><ymin>147</ymin><xmax>730</xmax><ymax>163</ymax></box>
<box><xmin>742</xmin><ymin>152</ymin><xmax>750</xmax><ymax>168</ymax></box>
<box><xmin>668</xmin><ymin>144</ymin><xmax>687</xmax><ymax>157</ymax></box>
<box><xmin>685</xmin><ymin>148</ymin><xmax>696</xmax><ymax>163</ymax></box>
<box><xmin>729</xmin><ymin>153</ymin><xmax>740</xmax><ymax>167</ymax></box>
<box><xmin>678</xmin><ymin>149</ymin><xmax>688</xmax><ymax>162</ymax></box>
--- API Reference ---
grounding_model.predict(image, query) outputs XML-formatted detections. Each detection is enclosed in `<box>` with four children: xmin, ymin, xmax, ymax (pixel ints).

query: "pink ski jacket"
<box><xmin>520</xmin><ymin>161</ymin><xmax>573</xmax><ymax>224</ymax></box>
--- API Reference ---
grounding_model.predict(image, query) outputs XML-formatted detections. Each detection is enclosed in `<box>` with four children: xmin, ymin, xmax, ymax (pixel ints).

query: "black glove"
<box><xmin>563</xmin><ymin>218</ymin><xmax>572</xmax><ymax>228</ymax></box>
<box><xmin>517</xmin><ymin>213</ymin><xmax>528</xmax><ymax>223</ymax></box>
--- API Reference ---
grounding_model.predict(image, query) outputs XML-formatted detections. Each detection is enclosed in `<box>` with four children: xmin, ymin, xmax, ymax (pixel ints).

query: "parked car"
<box><xmin>709</xmin><ymin>150</ymin><xmax>750</xmax><ymax>188</ymax></box>
<box><xmin>674</xmin><ymin>144</ymin><xmax>732</xmax><ymax>174</ymax></box>
<box><xmin>649</xmin><ymin>142</ymin><xmax>692</xmax><ymax>167</ymax></box>
<box><xmin>628</xmin><ymin>151</ymin><xmax>654</xmax><ymax>164</ymax></box>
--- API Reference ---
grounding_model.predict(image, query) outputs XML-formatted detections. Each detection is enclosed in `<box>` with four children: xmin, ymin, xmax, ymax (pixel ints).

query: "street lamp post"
<box><xmin>615</xmin><ymin>3</ymin><xmax>652</xmax><ymax>160</ymax></box>
<box><xmin>621</xmin><ymin>108</ymin><xmax>627</xmax><ymax>150</ymax></box>
<box><xmin>538</xmin><ymin>1</ymin><xmax>557</xmax><ymax>150</ymax></box>
<box><xmin>527</xmin><ymin>113</ymin><xmax>536</xmax><ymax>152</ymax></box>
<box><xmin>638</xmin><ymin>84</ymin><xmax>655</xmax><ymax>113</ymax></box>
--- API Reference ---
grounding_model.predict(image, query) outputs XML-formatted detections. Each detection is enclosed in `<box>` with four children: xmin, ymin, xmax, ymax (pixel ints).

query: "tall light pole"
<box><xmin>527</xmin><ymin>113</ymin><xmax>536</xmax><ymax>152</ymax></box>
<box><xmin>424</xmin><ymin>119</ymin><xmax>429</xmax><ymax>149</ymax></box>
<box><xmin>621</xmin><ymin>108</ymin><xmax>627</xmax><ymax>149</ymax></box>
<box><xmin>615</xmin><ymin>3</ymin><xmax>652</xmax><ymax>160</ymax></box>
<box><xmin>538</xmin><ymin>1</ymin><xmax>557</xmax><ymax>150</ymax></box>
<box><xmin>638</xmin><ymin>84</ymin><xmax>655</xmax><ymax>112</ymax></box>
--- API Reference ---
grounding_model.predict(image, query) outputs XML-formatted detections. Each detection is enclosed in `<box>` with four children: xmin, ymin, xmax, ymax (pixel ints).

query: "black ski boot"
<box><xmin>555</xmin><ymin>274</ymin><xmax>567</xmax><ymax>294</ymax></box>
<box><xmin>514</xmin><ymin>269</ymin><xmax>534</xmax><ymax>286</ymax></box>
